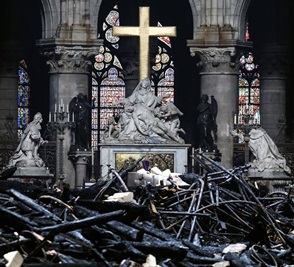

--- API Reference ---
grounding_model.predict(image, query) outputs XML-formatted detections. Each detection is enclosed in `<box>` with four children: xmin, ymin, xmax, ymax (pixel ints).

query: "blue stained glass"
<box><xmin>18</xmin><ymin>85</ymin><xmax>30</xmax><ymax>106</ymax></box>
<box><xmin>18</xmin><ymin>60</ymin><xmax>30</xmax><ymax>140</ymax></box>
<box><xmin>18</xmin><ymin>108</ymin><xmax>29</xmax><ymax>128</ymax></box>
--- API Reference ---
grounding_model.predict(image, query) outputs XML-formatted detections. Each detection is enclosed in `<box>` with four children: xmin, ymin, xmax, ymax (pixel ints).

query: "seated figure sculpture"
<box><xmin>248</xmin><ymin>127</ymin><xmax>291</xmax><ymax>175</ymax></box>
<box><xmin>8</xmin><ymin>112</ymin><xmax>47</xmax><ymax>168</ymax></box>
<box><xmin>104</xmin><ymin>78</ymin><xmax>185</xmax><ymax>144</ymax></box>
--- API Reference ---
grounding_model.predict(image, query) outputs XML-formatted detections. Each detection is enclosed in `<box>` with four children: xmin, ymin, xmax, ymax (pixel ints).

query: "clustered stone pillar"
<box><xmin>68</xmin><ymin>150</ymin><xmax>91</xmax><ymax>189</ymax></box>
<box><xmin>258</xmin><ymin>46</ymin><xmax>288</xmax><ymax>140</ymax></box>
<box><xmin>189</xmin><ymin>46</ymin><xmax>240</xmax><ymax>168</ymax></box>
<box><xmin>38</xmin><ymin>43</ymin><xmax>100</xmax><ymax>188</ymax></box>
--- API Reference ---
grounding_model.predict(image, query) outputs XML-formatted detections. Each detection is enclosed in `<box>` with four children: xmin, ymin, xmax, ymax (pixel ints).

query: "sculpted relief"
<box><xmin>102</xmin><ymin>78</ymin><xmax>185</xmax><ymax>144</ymax></box>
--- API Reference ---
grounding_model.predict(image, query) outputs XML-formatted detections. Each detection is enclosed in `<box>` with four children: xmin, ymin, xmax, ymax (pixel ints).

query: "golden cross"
<box><xmin>112</xmin><ymin>6</ymin><xmax>176</xmax><ymax>80</ymax></box>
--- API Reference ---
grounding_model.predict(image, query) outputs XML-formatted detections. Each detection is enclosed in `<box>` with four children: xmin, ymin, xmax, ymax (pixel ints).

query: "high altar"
<box><xmin>99</xmin><ymin>78</ymin><xmax>190</xmax><ymax>177</ymax></box>
<box><xmin>100</xmin><ymin>143</ymin><xmax>190</xmax><ymax>178</ymax></box>
<box><xmin>99</xmin><ymin>7</ymin><xmax>189</xmax><ymax>177</ymax></box>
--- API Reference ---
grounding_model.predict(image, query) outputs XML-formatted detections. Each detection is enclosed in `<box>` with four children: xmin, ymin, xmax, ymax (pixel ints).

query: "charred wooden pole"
<box><xmin>28</xmin><ymin>210</ymin><xmax>125</xmax><ymax>259</ymax></box>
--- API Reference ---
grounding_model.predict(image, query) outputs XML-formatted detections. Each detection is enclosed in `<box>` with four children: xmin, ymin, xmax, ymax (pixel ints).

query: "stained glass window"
<box><xmin>238</xmin><ymin>52</ymin><xmax>260</xmax><ymax>125</ymax></box>
<box><xmin>18</xmin><ymin>60</ymin><xmax>30</xmax><ymax>140</ymax></box>
<box><xmin>92</xmin><ymin>10</ymin><xmax>176</xmax><ymax>148</ymax></box>
<box><xmin>151</xmin><ymin>22</ymin><xmax>175</xmax><ymax>103</ymax></box>
<box><xmin>91</xmin><ymin>5</ymin><xmax>125</xmax><ymax>149</ymax></box>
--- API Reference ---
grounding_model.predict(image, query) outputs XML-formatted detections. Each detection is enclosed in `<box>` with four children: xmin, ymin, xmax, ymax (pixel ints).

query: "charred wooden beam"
<box><xmin>0</xmin><ymin>205</ymin><xmax>38</xmax><ymax>231</ymax></box>
<box><xmin>7</xmin><ymin>189</ymin><xmax>62</xmax><ymax>224</ymax></box>
<box><xmin>35</xmin><ymin>210</ymin><xmax>125</xmax><ymax>237</ymax></box>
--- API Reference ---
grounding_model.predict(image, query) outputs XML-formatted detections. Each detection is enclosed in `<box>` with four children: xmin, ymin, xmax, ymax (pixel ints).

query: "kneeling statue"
<box><xmin>8</xmin><ymin>112</ymin><xmax>48</xmax><ymax>168</ymax></box>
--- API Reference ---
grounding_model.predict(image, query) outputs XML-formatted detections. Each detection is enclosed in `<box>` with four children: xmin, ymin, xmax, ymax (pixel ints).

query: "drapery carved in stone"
<box><xmin>44</xmin><ymin>46</ymin><xmax>98</xmax><ymax>74</ymax></box>
<box><xmin>190</xmin><ymin>47</ymin><xmax>240</xmax><ymax>73</ymax></box>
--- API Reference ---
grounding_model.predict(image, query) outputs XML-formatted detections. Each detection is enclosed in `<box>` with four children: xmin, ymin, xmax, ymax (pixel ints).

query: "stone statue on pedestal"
<box><xmin>103</xmin><ymin>78</ymin><xmax>185</xmax><ymax>144</ymax></box>
<box><xmin>1</xmin><ymin>112</ymin><xmax>53</xmax><ymax>180</ymax></box>
<box><xmin>8</xmin><ymin>112</ymin><xmax>47</xmax><ymax>168</ymax></box>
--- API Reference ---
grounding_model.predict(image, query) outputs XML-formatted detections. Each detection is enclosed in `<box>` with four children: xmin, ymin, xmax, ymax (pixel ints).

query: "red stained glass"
<box><xmin>237</xmin><ymin>52</ymin><xmax>261</xmax><ymax>127</ymax></box>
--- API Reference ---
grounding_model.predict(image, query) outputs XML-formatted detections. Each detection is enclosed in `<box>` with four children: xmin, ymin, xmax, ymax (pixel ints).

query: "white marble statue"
<box><xmin>248</xmin><ymin>127</ymin><xmax>291</xmax><ymax>175</ymax></box>
<box><xmin>103</xmin><ymin>78</ymin><xmax>185</xmax><ymax>144</ymax></box>
<box><xmin>8</xmin><ymin>112</ymin><xmax>48</xmax><ymax>168</ymax></box>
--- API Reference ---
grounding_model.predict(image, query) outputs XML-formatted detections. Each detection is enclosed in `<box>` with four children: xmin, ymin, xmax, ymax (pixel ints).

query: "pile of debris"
<box><xmin>0</xmin><ymin>151</ymin><xmax>293</xmax><ymax>267</ymax></box>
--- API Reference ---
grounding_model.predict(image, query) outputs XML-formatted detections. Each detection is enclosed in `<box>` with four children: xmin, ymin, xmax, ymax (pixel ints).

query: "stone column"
<box><xmin>189</xmin><ymin>46</ymin><xmax>240</xmax><ymax>168</ymax></box>
<box><xmin>257</xmin><ymin>46</ymin><xmax>288</xmax><ymax>140</ymax></box>
<box><xmin>37</xmin><ymin>42</ymin><xmax>101</xmax><ymax>188</ymax></box>
<box><xmin>68</xmin><ymin>150</ymin><xmax>91</xmax><ymax>189</ymax></box>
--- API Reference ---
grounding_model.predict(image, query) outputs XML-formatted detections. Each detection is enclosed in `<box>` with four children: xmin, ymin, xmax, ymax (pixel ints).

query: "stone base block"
<box><xmin>99</xmin><ymin>143</ymin><xmax>191</xmax><ymax>178</ymax></box>
<box><xmin>12</xmin><ymin>167</ymin><xmax>53</xmax><ymax>179</ymax></box>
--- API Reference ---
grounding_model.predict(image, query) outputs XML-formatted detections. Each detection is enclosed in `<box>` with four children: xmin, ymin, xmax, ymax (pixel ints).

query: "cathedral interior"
<box><xmin>1</xmin><ymin>1</ymin><xmax>294</xmax><ymax>266</ymax></box>
<box><xmin>0</xmin><ymin>0</ymin><xmax>294</xmax><ymax>178</ymax></box>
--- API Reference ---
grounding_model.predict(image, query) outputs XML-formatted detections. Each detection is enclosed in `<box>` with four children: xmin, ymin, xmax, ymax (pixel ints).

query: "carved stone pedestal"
<box><xmin>12</xmin><ymin>167</ymin><xmax>54</xmax><ymax>179</ymax></box>
<box><xmin>99</xmin><ymin>143</ymin><xmax>191</xmax><ymax>178</ymax></box>
<box><xmin>68</xmin><ymin>150</ymin><xmax>91</xmax><ymax>189</ymax></box>
<box><xmin>9</xmin><ymin>166</ymin><xmax>54</xmax><ymax>187</ymax></box>
<box><xmin>247</xmin><ymin>169</ymin><xmax>294</xmax><ymax>194</ymax></box>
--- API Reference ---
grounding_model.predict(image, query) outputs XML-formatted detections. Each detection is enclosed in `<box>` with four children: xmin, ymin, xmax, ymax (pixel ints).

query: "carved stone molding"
<box><xmin>190</xmin><ymin>47</ymin><xmax>240</xmax><ymax>74</ymax></box>
<box><xmin>43</xmin><ymin>46</ymin><xmax>99</xmax><ymax>74</ymax></box>
<box><xmin>68</xmin><ymin>150</ymin><xmax>91</xmax><ymax>164</ymax></box>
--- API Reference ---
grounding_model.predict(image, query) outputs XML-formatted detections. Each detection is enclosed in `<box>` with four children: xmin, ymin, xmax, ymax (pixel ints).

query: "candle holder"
<box><xmin>47</xmin><ymin>99</ymin><xmax>75</xmax><ymax>181</ymax></box>
<box><xmin>90</xmin><ymin>147</ymin><xmax>96</xmax><ymax>182</ymax></box>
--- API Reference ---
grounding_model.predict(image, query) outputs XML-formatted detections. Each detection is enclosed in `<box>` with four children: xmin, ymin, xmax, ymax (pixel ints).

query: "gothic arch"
<box><xmin>188</xmin><ymin>0</ymin><xmax>201</xmax><ymax>35</ymax></box>
<box><xmin>188</xmin><ymin>0</ymin><xmax>251</xmax><ymax>41</ymax></box>
<box><xmin>92</xmin><ymin>0</ymin><xmax>103</xmax><ymax>38</ymax></box>
<box><xmin>40</xmin><ymin>0</ymin><xmax>60</xmax><ymax>38</ymax></box>
<box><xmin>233</xmin><ymin>0</ymin><xmax>251</xmax><ymax>41</ymax></box>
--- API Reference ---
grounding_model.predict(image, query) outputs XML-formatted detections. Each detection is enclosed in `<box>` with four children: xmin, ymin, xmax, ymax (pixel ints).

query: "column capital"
<box><xmin>187</xmin><ymin>38</ymin><xmax>252</xmax><ymax>74</ymax></box>
<box><xmin>37</xmin><ymin>39</ymin><xmax>102</xmax><ymax>74</ymax></box>
<box><xmin>190</xmin><ymin>47</ymin><xmax>241</xmax><ymax>74</ymax></box>
<box><xmin>68</xmin><ymin>150</ymin><xmax>91</xmax><ymax>164</ymax></box>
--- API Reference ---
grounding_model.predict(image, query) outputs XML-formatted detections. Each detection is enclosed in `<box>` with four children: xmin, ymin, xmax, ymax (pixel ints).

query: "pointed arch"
<box><xmin>233</xmin><ymin>0</ymin><xmax>252</xmax><ymax>41</ymax></box>
<box><xmin>188</xmin><ymin>0</ymin><xmax>201</xmax><ymax>35</ymax></box>
<box><xmin>40</xmin><ymin>0</ymin><xmax>59</xmax><ymax>38</ymax></box>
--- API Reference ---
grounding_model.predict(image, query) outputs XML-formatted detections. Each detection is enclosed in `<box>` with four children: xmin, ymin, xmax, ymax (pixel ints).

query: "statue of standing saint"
<box><xmin>196</xmin><ymin>94</ymin><xmax>218</xmax><ymax>152</ymax></box>
<box><xmin>69</xmin><ymin>93</ymin><xmax>92</xmax><ymax>151</ymax></box>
